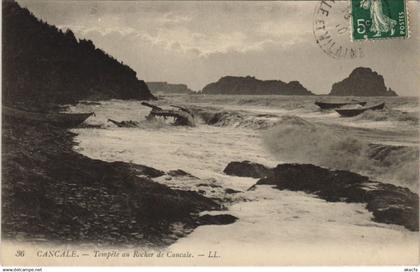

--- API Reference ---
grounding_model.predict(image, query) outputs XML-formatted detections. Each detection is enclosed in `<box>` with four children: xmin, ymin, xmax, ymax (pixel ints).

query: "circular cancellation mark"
<box><xmin>313</xmin><ymin>0</ymin><xmax>364</xmax><ymax>59</ymax></box>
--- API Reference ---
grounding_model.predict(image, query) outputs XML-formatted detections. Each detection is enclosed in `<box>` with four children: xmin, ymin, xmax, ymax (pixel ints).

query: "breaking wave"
<box><xmin>262</xmin><ymin>115</ymin><xmax>419</xmax><ymax>191</ymax></box>
<box><xmin>194</xmin><ymin>109</ymin><xmax>278</xmax><ymax>129</ymax></box>
<box><xmin>354</xmin><ymin>108</ymin><xmax>419</xmax><ymax>125</ymax></box>
<box><xmin>82</xmin><ymin>117</ymin><xmax>173</xmax><ymax>130</ymax></box>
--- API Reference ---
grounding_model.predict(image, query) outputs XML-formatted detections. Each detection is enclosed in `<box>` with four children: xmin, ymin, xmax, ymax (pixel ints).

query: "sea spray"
<box><xmin>262</xmin><ymin>115</ymin><xmax>419</xmax><ymax>191</ymax></box>
<box><xmin>355</xmin><ymin>108</ymin><xmax>419</xmax><ymax>125</ymax></box>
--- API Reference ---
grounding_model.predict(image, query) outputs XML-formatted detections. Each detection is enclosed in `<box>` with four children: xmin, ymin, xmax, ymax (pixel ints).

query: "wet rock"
<box><xmin>365</xmin><ymin>184</ymin><xmax>419</xmax><ymax>231</ymax></box>
<box><xmin>225</xmin><ymin>188</ymin><xmax>241</xmax><ymax>194</ymax></box>
<box><xmin>2</xmin><ymin>120</ymin><xmax>220</xmax><ymax>246</ymax></box>
<box><xmin>224</xmin><ymin>161</ymin><xmax>273</xmax><ymax>178</ymax></box>
<box><xmin>198</xmin><ymin>214</ymin><xmax>238</xmax><ymax>225</ymax></box>
<box><xmin>110</xmin><ymin>161</ymin><xmax>164</xmax><ymax>178</ymax></box>
<box><xmin>257</xmin><ymin>163</ymin><xmax>418</xmax><ymax>231</ymax></box>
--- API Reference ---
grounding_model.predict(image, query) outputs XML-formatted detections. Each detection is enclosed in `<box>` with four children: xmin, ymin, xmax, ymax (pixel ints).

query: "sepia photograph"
<box><xmin>1</xmin><ymin>0</ymin><xmax>419</xmax><ymax>267</ymax></box>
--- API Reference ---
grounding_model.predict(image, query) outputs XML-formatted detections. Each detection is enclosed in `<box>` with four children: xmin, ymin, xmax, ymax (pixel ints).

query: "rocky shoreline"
<box><xmin>1</xmin><ymin>116</ymin><xmax>234</xmax><ymax>246</ymax></box>
<box><xmin>224</xmin><ymin>161</ymin><xmax>419</xmax><ymax>231</ymax></box>
<box><xmin>3</xmin><ymin>107</ymin><xmax>417</xmax><ymax>247</ymax></box>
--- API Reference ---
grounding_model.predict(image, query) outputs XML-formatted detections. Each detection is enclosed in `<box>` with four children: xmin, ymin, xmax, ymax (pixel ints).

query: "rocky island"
<box><xmin>201</xmin><ymin>76</ymin><xmax>313</xmax><ymax>95</ymax></box>
<box><xmin>329</xmin><ymin>67</ymin><xmax>398</xmax><ymax>97</ymax></box>
<box><xmin>146</xmin><ymin>82</ymin><xmax>194</xmax><ymax>94</ymax></box>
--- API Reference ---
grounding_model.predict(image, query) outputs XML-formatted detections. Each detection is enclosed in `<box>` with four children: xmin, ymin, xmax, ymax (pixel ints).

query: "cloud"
<box><xmin>16</xmin><ymin>0</ymin><xmax>420</xmax><ymax>95</ymax></box>
<box><xmin>56</xmin><ymin>5</ymin><xmax>312</xmax><ymax>57</ymax></box>
<box><xmin>38</xmin><ymin>0</ymin><xmax>316</xmax><ymax>57</ymax></box>
<box><xmin>159</xmin><ymin>12</ymin><xmax>192</xmax><ymax>25</ymax></box>
<box><xmin>58</xmin><ymin>25</ymin><xmax>136</xmax><ymax>37</ymax></box>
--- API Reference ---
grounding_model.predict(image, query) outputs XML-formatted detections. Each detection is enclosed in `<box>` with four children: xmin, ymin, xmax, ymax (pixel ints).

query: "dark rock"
<box><xmin>329</xmin><ymin>67</ymin><xmax>398</xmax><ymax>96</ymax></box>
<box><xmin>2</xmin><ymin>113</ymin><xmax>219</xmax><ymax>246</ymax></box>
<box><xmin>198</xmin><ymin>214</ymin><xmax>238</xmax><ymax>225</ymax></box>
<box><xmin>225</xmin><ymin>188</ymin><xmax>241</xmax><ymax>194</ymax></box>
<box><xmin>109</xmin><ymin>161</ymin><xmax>165</xmax><ymax>178</ymax></box>
<box><xmin>365</xmin><ymin>184</ymin><xmax>419</xmax><ymax>231</ymax></box>
<box><xmin>201</xmin><ymin>76</ymin><xmax>313</xmax><ymax>95</ymax></box>
<box><xmin>224</xmin><ymin>161</ymin><xmax>273</xmax><ymax>179</ymax></box>
<box><xmin>167</xmin><ymin>169</ymin><xmax>198</xmax><ymax>178</ymax></box>
<box><xmin>146</xmin><ymin>82</ymin><xmax>194</xmax><ymax>94</ymax></box>
<box><xmin>257</xmin><ymin>163</ymin><xmax>418</xmax><ymax>231</ymax></box>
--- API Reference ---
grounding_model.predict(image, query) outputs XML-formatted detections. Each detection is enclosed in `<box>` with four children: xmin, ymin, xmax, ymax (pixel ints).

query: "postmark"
<box><xmin>351</xmin><ymin>0</ymin><xmax>409</xmax><ymax>40</ymax></box>
<box><xmin>313</xmin><ymin>0</ymin><xmax>364</xmax><ymax>59</ymax></box>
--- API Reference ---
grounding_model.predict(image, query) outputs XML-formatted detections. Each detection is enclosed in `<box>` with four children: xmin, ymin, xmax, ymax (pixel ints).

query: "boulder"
<box><xmin>198</xmin><ymin>214</ymin><xmax>238</xmax><ymax>225</ymax></box>
<box><xmin>225</xmin><ymin>188</ymin><xmax>241</xmax><ymax>194</ymax></box>
<box><xmin>224</xmin><ymin>161</ymin><xmax>273</xmax><ymax>179</ymax></box>
<box><xmin>109</xmin><ymin>161</ymin><xmax>165</xmax><ymax>178</ymax></box>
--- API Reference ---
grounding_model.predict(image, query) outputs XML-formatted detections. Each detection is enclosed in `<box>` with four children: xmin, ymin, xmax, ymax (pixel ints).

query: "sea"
<box><xmin>66</xmin><ymin>95</ymin><xmax>419</xmax><ymax>264</ymax></box>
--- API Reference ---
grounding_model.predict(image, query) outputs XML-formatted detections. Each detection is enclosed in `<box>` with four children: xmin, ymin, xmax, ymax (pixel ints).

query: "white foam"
<box><xmin>68</xmin><ymin>97</ymin><xmax>418</xmax><ymax>260</ymax></box>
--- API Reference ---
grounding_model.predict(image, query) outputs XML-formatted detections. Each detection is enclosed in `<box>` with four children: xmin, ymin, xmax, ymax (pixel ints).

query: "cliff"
<box><xmin>146</xmin><ymin>82</ymin><xmax>194</xmax><ymax>94</ymax></box>
<box><xmin>2</xmin><ymin>1</ymin><xmax>154</xmax><ymax>110</ymax></box>
<box><xmin>329</xmin><ymin>67</ymin><xmax>398</xmax><ymax>96</ymax></box>
<box><xmin>201</xmin><ymin>76</ymin><xmax>313</xmax><ymax>95</ymax></box>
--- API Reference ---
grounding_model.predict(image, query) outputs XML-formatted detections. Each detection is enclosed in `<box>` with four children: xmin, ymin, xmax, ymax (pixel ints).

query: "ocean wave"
<box><xmin>194</xmin><ymin>108</ymin><xmax>278</xmax><ymax>129</ymax></box>
<box><xmin>262</xmin><ymin>115</ymin><xmax>419</xmax><ymax>191</ymax></box>
<box><xmin>354</xmin><ymin>108</ymin><xmax>419</xmax><ymax>125</ymax></box>
<box><xmin>81</xmin><ymin>117</ymin><xmax>173</xmax><ymax>130</ymax></box>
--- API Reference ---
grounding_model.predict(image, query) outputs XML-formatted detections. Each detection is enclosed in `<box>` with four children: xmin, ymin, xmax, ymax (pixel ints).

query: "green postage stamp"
<box><xmin>351</xmin><ymin>0</ymin><xmax>409</xmax><ymax>40</ymax></box>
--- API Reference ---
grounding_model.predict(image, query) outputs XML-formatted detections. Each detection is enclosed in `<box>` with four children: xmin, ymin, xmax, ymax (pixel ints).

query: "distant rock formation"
<box><xmin>3</xmin><ymin>1</ymin><xmax>154</xmax><ymax>109</ymax></box>
<box><xmin>146</xmin><ymin>82</ymin><xmax>194</xmax><ymax>94</ymax></box>
<box><xmin>329</xmin><ymin>67</ymin><xmax>398</xmax><ymax>96</ymax></box>
<box><xmin>201</xmin><ymin>76</ymin><xmax>313</xmax><ymax>95</ymax></box>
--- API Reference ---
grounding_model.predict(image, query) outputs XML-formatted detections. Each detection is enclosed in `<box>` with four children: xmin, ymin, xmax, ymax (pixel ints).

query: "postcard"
<box><xmin>1</xmin><ymin>0</ymin><xmax>419</xmax><ymax>267</ymax></box>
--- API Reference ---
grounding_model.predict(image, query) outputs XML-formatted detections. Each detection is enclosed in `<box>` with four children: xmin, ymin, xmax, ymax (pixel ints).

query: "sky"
<box><xmin>17</xmin><ymin>0</ymin><xmax>419</xmax><ymax>95</ymax></box>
